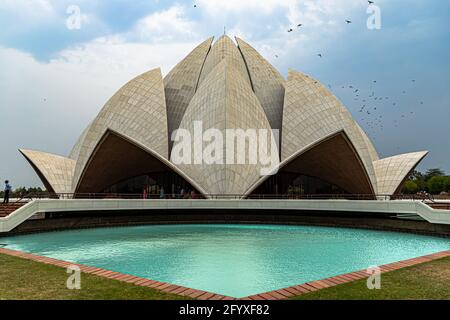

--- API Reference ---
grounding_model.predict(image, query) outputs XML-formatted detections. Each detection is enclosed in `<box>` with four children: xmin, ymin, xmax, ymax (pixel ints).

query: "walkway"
<box><xmin>1</xmin><ymin>198</ymin><xmax>450</xmax><ymax>233</ymax></box>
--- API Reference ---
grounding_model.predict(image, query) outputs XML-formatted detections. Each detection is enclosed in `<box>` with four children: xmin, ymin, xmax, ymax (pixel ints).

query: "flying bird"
<box><xmin>368</xmin><ymin>1</ymin><xmax>374</xmax><ymax>4</ymax></box>
<box><xmin>317</xmin><ymin>54</ymin><xmax>322</xmax><ymax>58</ymax></box>
<box><xmin>288</xmin><ymin>29</ymin><xmax>293</xmax><ymax>32</ymax></box>
<box><xmin>345</xmin><ymin>20</ymin><xmax>352</xmax><ymax>24</ymax></box>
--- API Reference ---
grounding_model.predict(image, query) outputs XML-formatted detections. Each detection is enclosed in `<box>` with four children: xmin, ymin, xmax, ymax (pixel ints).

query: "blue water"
<box><xmin>2</xmin><ymin>224</ymin><xmax>449</xmax><ymax>297</ymax></box>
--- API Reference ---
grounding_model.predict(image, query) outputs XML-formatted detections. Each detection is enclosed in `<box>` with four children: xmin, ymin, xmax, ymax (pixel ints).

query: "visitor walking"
<box><xmin>3</xmin><ymin>180</ymin><xmax>12</xmax><ymax>204</ymax></box>
<box><xmin>160</xmin><ymin>187</ymin><xmax>165</xmax><ymax>199</ymax></box>
<box><xmin>143</xmin><ymin>186</ymin><xmax>148</xmax><ymax>200</ymax></box>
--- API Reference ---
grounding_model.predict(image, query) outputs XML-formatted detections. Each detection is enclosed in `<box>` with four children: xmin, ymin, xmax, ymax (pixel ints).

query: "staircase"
<box><xmin>426</xmin><ymin>202</ymin><xmax>450</xmax><ymax>210</ymax></box>
<box><xmin>0</xmin><ymin>202</ymin><xmax>28</xmax><ymax>218</ymax></box>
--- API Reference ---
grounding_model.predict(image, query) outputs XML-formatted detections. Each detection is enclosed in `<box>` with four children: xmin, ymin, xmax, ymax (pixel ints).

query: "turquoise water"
<box><xmin>2</xmin><ymin>224</ymin><xmax>449</xmax><ymax>297</ymax></box>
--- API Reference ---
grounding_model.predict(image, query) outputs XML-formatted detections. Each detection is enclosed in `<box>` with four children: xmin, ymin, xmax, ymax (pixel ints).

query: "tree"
<box><xmin>424</xmin><ymin>168</ymin><xmax>445</xmax><ymax>181</ymax></box>
<box><xmin>408</xmin><ymin>170</ymin><xmax>423</xmax><ymax>181</ymax></box>
<box><xmin>427</xmin><ymin>176</ymin><xmax>450</xmax><ymax>195</ymax></box>
<box><xmin>402</xmin><ymin>180</ymin><xmax>419</xmax><ymax>194</ymax></box>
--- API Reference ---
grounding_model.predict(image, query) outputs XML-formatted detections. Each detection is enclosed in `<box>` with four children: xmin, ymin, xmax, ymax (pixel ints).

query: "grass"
<box><xmin>0</xmin><ymin>253</ymin><xmax>190</xmax><ymax>300</ymax></box>
<box><xmin>1</xmin><ymin>252</ymin><xmax>449</xmax><ymax>300</ymax></box>
<box><xmin>291</xmin><ymin>256</ymin><xmax>450</xmax><ymax>300</ymax></box>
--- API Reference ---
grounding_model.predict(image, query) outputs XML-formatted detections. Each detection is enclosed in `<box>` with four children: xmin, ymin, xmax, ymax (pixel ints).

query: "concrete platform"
<box><xmin>1</xmin><ymin>199</ymin><xmax>450</xmax><ymax>235</ymax></box>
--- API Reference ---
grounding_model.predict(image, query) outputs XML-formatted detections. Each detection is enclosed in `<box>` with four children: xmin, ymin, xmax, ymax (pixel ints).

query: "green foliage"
<box><xmin>402</xmin><ymin>180</ymin><xmax>419</xmax><ymax>194</ymax></box>
<box><xmin>407</xmin><ymin>170</ymin><xmax>423</xmax><ymax>181</ymax></box>
<box><xmin>402</xmin><ymin>168</ymin><xmax>448</xmax><ymax>195</ymax></box>
<box><xmin>427</xmin><ymin>176</ymin><xmax>450</xmax><ymax>195</ymax></box>
<box><xmin>424</xmin><ymin>168</ymin><xmax>445</xmax><ymax>181</ymax></box>
<box><xmin>14</xmin><ymin>186</ymin><xmax>44</xmax><ymax>195</ymax></box>
<box><xmin>0</xmin><ymin>186</ymin><xmax>45</xmax><ymax>198</ymax></box>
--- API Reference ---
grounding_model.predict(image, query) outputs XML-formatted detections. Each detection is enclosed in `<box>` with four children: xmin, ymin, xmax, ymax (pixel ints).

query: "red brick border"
<box><xmin>241</xmin><ymin>250</ymin><xmax>450</xmax><ymax>300</ymax></box>
<box><xmin>1</xmin><ymin>247</ymin><xmax>449</xmax><ymax>300</ymax></box>
<box><xmin>0</xmin><ymin>247</ymin><xmax>235</xmax><ymax>300</ymax></box>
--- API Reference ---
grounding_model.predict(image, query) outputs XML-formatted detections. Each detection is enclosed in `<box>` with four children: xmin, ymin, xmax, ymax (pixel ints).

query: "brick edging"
<box><xmin>240</xmin><ymin>250</ymin><xmax>450</xmax><ymax>300</ymax></box>
<box><xmin>0</xmin><ymin>248</ymin><xmax>234</xmax><ymax>300</ymax></box>
<box><xmin>1</xmin><ymin>247</ymin><xmax>449</xmax><ymax>300</ymax></box>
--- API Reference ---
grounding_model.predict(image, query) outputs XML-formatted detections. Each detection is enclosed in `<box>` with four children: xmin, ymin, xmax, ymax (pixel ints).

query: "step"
<box><xmin>0</xmin><ymin>202</ymin><xmax>28</xmax><ymax>218</ymax></box>
<box><xmin>428</xmin><ymin>203</ymin><xmax>450</xmax><ymax>210</ymax></box>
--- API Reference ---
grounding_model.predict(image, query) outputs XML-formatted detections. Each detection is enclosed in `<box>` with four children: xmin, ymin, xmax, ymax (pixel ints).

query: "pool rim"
<box><xmin>1</xmin><ymin>246</ymin><xmax>449</xmax><ymax>300</ymax></box>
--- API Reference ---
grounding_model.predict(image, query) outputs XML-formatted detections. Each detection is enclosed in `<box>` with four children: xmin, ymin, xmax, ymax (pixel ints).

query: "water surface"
<box><xmin>2</xmin><ymin>224</ymin><xmax>449</xmax><ymax>297</ymax></box>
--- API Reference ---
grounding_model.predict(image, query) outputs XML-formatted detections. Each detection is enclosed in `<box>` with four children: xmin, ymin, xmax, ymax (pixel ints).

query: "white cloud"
<box><xmin>0</xmin><ymin>34</ymin><xmax>199</xmax><ymax>186</ymax></box>
<box><xmin>197</xmin><ymin>0</ymin><xmax>362</xmax><ymax>27</ymax></box>
<box><xmin>134</xmin><ymin>5</ymin><xmax>198</xmax><ymax>42</ymax></box>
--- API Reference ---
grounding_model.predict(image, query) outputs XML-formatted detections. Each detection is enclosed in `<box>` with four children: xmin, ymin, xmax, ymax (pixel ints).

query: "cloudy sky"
<box><xmin>0</xmin><ymin>0</ymin><xmax>449</xmax><ymax>188</ymax></box>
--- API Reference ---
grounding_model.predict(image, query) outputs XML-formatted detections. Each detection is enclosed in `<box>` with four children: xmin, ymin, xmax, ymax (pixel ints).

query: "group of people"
<box><xmin>3</xmin><ymin>180</ymin><xmax>12</xmax><ymax>204</ymax></box>
<box><xmin>142</xmin><ymin>186</ymin><xmax>198</xmax><ymax>199</ymax></box>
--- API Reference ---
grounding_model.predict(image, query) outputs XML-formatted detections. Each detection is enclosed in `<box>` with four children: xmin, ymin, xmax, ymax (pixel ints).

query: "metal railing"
<box><xmin>8</xmin><ymin>192</ymin><xmax>441</xmax><ymax>202</ymax></box>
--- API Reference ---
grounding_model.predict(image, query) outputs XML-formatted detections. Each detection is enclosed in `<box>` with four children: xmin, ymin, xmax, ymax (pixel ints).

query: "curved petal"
<box><xmin>164</xmin><ymin>37</ymin><xmax>214</xmax><ymax>139</ymax></box>
<box><xmin>374</xmin><ymin>151</ymin><xmax>428</xmax><ymax>195</ymax></box>
<box><xmin>75</xmin><ymin>130</ymin><xmax>208</xmax><ymax>195</ymax></box>
<box><xmin>20</xmin><ymin>149</ymin><xmax>75</xmax><ymax>194</ymax></box>
<box><xmin>281</xmin><ymin>70</ymin><xmax>377</xmax><ymax>192</ymax></box>
<box><xmin>355</xmin><ymin>123</ymin><xmax>379</xmax><ymax>162</ymax></box>
<box><xmin>236</xmin><ymin>37</ymin><xmax>285</xmax><ymax>131</ymax></box>
<box><xmin>173</xmin><ymin>60</ymin><xmax>279</xmax><ymax>196</ymax></box>
<box><xmin>72</xmin><ymin>68</ymin><xmax>169</xmax><ymax>192</ymax></box>
<box><xmin>69</xmin><ymin>122</ymin><xmax>92</xmax><ymax>160</ymax></box>
<box><xmin>197</xmin><ymin>35</ymin><xmax>252</xmax><ymax>90</ymax></box>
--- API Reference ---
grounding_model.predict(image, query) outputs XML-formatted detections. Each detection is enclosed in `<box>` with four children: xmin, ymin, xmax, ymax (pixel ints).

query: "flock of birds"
<box><xmin>285</xmin><ymin>0</ymin><xmax>377</xmax><ymax>60</ymax></box>
<box><xmin>279</xmin><ymin>0</ymin><xmax>426</xmax><ymax>151</ymax></box>
<box><xmin>332</xmin><ymin>80</ymin><xmax>424</xmax><ymax>137</ymax></box>
<box><xmin>192</xmin><ymin>0</ymin><xmax>425</xmax><ymax>156</ymax></box>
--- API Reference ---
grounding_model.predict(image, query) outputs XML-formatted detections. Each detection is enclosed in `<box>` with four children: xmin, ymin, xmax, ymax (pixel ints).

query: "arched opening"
<box><xmin>75</xmin><ymin>131</ymin><xmax>202</xmax><ymax>198</ymax></box>
<box><xmin>250</xmin><ymin>132</ymin><xmax>375</xmax><ymax>198</ymax></box>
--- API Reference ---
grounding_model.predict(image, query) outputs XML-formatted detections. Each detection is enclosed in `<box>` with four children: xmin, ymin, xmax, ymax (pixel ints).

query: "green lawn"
<box><xmin>0</xmin><ymin>253</ymin><xmax>190</xmax><ymax>300</ymax></box>
<box><xmin>1</xmin><ymin>252</ymin><xmax>449</xmax><ymax>300</ymax></box>
<box><xmin>292</xmin><ymin>256</ymin><xmax>450</xmax><ymax>300</ymax></box>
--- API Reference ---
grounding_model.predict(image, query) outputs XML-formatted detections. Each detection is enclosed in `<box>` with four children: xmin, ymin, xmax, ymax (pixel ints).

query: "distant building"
<box><xmin>20</xmin><ymin>36</ymin><xmax>427</xmax><ymax>198</ymax></box>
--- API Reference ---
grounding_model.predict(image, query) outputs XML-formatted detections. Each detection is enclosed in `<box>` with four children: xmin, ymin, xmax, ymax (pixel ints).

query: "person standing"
<box><xmin>3</xmin><ymin>180</ymin><xmax>12</xmax><ymax>204</ymax></box>
<box><xmin>143</xmin><ymin>186</ymin><xmax>148</xmax><ymax>200</ymax></box>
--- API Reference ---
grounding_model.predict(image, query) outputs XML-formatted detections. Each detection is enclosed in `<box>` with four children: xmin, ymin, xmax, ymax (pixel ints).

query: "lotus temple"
<box><xmin>1</xmin><ymin>35</ymin><xmax>449</xmax><ymax>234</ymax></box>
<box><xmin>18</xmin><ymin>35</ymin><xmax>428</xmax><ymax>198</ymax></box>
